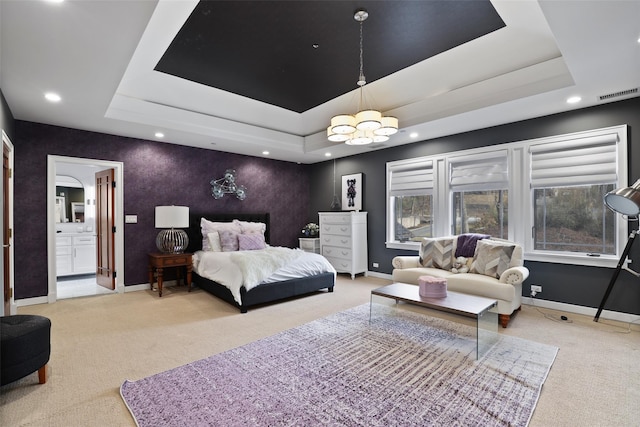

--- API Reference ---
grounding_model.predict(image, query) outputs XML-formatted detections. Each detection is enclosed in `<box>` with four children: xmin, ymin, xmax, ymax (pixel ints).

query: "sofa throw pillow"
<box><xmin>238</xmin><ymin>233</ymin><xmax>266</xmax><ymax>250</ymax></box>
<box><xmin>219</xmin><ymin>230</ymin><xmax>240</xmax><ymax>252</ymax></box>
<box><xmin>419</xmin><ymin>238</ymin><xmax>454</xmax><ymax>270</ymax></box>
<box><xmin>470</xmin><ymin>239</ymin><xmax>515</xmax><ymax>279</ymax></box>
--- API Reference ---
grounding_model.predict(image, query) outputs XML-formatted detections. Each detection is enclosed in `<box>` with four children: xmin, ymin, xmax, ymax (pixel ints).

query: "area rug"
<box><xmin>120</xmin><ymin>304</ymin><xmax>558</xmax><ymax>427</ymax></box>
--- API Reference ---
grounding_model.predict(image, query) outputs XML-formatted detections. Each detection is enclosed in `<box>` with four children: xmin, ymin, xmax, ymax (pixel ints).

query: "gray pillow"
<box><xmin>470</xmin><ymin>239</ymin><xmax>515</xmax><ymax>278</ymax></box>
<box><xmin>420</xmin><ymin>238</ymin><xmax>454</xmax><ymax>270</ymax></box>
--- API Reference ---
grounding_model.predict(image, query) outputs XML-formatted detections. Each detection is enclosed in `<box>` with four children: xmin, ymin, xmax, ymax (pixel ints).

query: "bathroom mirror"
<box><xmin>55</xmin><ymin>175</ymin><xmax>84</xmax><ymax>223</ymax></box>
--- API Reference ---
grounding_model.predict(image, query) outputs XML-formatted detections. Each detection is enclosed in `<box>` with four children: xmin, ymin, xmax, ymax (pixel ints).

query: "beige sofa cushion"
<box><xmin>446</xmin><ymin>273</ymin><xmax>518</xmax><ymax>302</ymax></box>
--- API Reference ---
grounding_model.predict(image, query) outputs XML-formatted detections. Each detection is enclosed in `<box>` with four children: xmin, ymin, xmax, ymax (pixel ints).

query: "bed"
<box><xmin>187</xmin><ymin>212</ymin><xmax>336</xmax><ymax>313</ymax></box>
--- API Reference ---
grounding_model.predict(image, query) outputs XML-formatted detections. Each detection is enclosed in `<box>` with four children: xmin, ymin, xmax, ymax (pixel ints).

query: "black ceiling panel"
<box><xmin>155</xmin><ymin>1</ymin><xmax>505</xmax><ymax>113</ymax></box>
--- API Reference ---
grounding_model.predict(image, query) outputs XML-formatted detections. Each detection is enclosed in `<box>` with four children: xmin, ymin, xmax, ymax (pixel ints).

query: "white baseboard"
<box><xmin>124</xmin><ymin>283</ymin><xmax>151</xmax><ymax>293</ymax></box>
<box><xmin>15</xmin><ymin>275</ymin><xmax>640</xmax><ymax>325</ymax></box>
<box><xmin>15</xmin><ymin>282</ymin><xmax>163</xmax><ymax>306</ymax></box>
<box><xmin>522</xmin><ymin>296</ymin><xmax>640</xmax><ymax>324</ymax></box>
<box><xmin>16</xmin><ymin>296</ymin><xmax>49</xmax><ymax>307</ymax></box>
<box><xmin>366</xmin><ymin>271</ymin><xmax>393</xmax><ymax>280</ymax></box>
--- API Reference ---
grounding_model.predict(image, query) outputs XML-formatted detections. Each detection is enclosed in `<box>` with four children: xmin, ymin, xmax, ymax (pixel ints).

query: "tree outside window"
<box><xmin>393</xmin><ymin>195</ymin><xmax>432</xmax><ymax>242</ymax></box>
<box><xmin>534</xmin><ymin>185</ymin><xmax>615</xmax><ymax>254</ymax></box>
<box><xmin>453</xmin><ymin>190</ymin><xmax>508</xmax><ymax>238</ymax></box>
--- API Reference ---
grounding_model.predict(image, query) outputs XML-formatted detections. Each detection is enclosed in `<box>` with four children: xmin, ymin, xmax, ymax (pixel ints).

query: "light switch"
<box><xmin>125</xmin><ymin>215</ymin><xmax>138</xmax><ymax>224</ymax></box>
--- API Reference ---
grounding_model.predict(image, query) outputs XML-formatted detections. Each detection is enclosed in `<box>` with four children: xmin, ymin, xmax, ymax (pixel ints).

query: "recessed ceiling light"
<box><xmin>262</xmin><ymin>151</ymin><xmax>270</xmax><ymax>155</ymax></box>
<box><xmin>155</xmin><ymin>132</ymin><xmax>164</xmax><ymax>138</ymax></box>
<box><xmin>44</xmin><ymin>92</ymin><xmax>61</xmax><ymax>102</ymax></box>
<box><xmin>409</xmin><ymin>132</ymin><xmax>419</xmax><ymax>139</ymax></box>
<box><xmin>46</xmin><ymin>0</ymin><xmax>64</xmax><ymax>3</ymax></box>
<box><xmin>325</xmin><ymin>152</ymin><xmax>332</xmax><ymax>157</ymax></box>
<box><xmin>566</xmin><ymin>96</ymin><xmax>582</xmax><ymax>104</ymax></box>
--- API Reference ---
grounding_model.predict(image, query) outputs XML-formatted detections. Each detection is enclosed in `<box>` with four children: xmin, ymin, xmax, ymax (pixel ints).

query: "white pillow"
<box><xmin>206</xmin><ymin>232</ymin><xmax>222</xmax><ymax>252</ymax></box>
<box><xmin>233</xmin><ymin>219</ymin><xmax>266</xmax><ymax>236</ymax></box>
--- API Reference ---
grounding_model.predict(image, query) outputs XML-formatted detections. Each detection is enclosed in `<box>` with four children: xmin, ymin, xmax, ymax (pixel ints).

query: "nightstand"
<box><xmin>148</xmin><ymin>252</ymin><xmax>193</xmax><ymax>297</ymax></box>
<box><xmin>299</xmin><ymin>237</ymin><xmax>320</xmax><ymax>254</ymax></box>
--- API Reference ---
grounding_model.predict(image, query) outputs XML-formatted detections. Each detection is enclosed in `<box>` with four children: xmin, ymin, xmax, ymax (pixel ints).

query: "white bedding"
<box><xmin>193</xmin><ymin>247</ymin><xmax>336</xmax><ymax>305</ymax></box>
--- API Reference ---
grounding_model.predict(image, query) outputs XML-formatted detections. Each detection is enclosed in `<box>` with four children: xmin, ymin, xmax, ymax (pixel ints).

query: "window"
<box><xmin>387</xmin><ymin>159</ymin><xmax>433</xmax><ymax>245</ymax></box>
<box><xmin>533</xmin><ymin>185</ymin><xmax>615</xmax><ymax>254</ymax></box>
<box><xmin>394</xmin><ymin>195</ymin><xmax>432</xmax><ymax>241</ymax></box>
<box><xmin>529</xmin><ymin>132</ymin><xmax>620</xmax><ymax>256</ymax></box>
<box><xmin>386</xmin><ymin>125</ymin><xmax>628</xmax><ymax>267</ymax></box>
<box><xmin>453</xmin><ymin>190</ymin><xmax>508</xmax><ymax>237</ymax></box>
<box><xmin>449</xmin><ymin>152</ymin><xmax>509</xmax><ymax>238</ymax></box>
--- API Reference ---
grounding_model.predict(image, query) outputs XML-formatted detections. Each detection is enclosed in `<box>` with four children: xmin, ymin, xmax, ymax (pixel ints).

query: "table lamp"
<box><xmin>155</xmin><ymin>206</ymin><xmax>189</xmax><ymax>254</ymax></box>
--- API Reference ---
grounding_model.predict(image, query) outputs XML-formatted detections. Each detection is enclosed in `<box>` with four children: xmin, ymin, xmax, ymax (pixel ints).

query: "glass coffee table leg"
<box><xmin>476</xmin><ymin>305</ymin><xmax>498</xmax><ymax>359</ymax></box>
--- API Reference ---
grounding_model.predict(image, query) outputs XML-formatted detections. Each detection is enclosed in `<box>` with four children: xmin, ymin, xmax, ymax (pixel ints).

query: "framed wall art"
<box><xmin>341</xmin><ymin>173</ymin><xmax>363</xmax><ymax>211</ymax></box>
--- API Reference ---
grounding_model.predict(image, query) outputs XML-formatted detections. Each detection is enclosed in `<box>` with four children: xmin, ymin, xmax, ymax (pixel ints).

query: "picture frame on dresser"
<box><xmin>341</xmin><ymin>173</ymin><xmax>363</xmax><ymax>211</ymax></box>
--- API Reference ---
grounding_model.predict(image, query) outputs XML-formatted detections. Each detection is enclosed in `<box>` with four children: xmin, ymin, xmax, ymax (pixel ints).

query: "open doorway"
<box><xmin>47</xmin><ymin>156</ymin><xmax>124</xmax><ymax>302</ymax></box>
<box><xmin>2</xmin><ymin>131</ymin><xmax>15</xmax><ymax>315</ymax></box>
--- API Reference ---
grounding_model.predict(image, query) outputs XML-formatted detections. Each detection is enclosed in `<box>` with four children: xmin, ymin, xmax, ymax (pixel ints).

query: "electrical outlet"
<box><xmin>372</xmin><ymin>262</ymin><xmax>379</xmax><ymax>268</ymax></box>
<box><xmin>531</xmin><ymin>285</ymin><xmax>542</xmax><ymax>293</ymax></box>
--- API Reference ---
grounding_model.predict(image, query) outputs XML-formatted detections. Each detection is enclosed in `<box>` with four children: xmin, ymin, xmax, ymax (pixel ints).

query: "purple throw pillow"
<box><xmin>219</xmin><ymin>230</ymin><xmax>239</xmax><ymax>252</ymax></box>
<box><xmin>238</xmin><ymin>233</ymin><xmax>266</xmax><ymax>251</ymax></box>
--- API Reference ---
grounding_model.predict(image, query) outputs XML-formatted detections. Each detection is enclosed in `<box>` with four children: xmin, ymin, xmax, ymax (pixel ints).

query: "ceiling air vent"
<box><xmin>599</xmin><ymin>88</ymin><xmax>638</xmax><ymax>101</ymax></box>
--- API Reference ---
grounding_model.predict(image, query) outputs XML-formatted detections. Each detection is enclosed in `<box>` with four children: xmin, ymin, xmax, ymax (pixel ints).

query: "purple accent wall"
<box><xmin>14</xmin><ymin>121</ymin><xmax>310</xmax><ymax>299</ymax></box>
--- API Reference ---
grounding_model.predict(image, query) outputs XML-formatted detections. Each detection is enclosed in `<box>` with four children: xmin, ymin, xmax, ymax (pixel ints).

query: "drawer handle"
<box><xmin>325</xmin><ymin>249</ymin><xmax>332</xmax><ymax>254</ymax></box>
<box><xmin>340</xmin><ymin>227</ymin><xmax>348</xmax><ymax>232</ymax></box>
<box><xmin>341</xmin><ymin>239</ymin><xmax>348</xmax><ymax>244</ymax></box>
<box><xmin>341</xmin><ymin>251</ymin><xmax>349</xmax><ymax>256</ymax></box>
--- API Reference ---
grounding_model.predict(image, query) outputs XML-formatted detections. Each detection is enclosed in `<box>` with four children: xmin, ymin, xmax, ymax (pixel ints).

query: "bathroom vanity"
<box><xmin>56</xmin><ymin>233</ymin><xmax>96</xmax><ymax>276</ymax></box>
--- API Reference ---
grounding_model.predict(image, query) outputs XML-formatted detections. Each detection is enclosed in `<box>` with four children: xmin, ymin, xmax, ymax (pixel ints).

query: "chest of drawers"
<box><xmin>319</xmin><ymin>212</ymin><xmax>367</xmax><ymax>279</ymax></box>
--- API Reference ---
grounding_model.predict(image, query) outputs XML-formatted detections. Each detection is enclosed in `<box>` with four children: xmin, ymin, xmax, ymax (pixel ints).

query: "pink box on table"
<box><xmin>418</xmin><ymin>276</ymin><xmax>447</xmax><ymax>298</ymax></box>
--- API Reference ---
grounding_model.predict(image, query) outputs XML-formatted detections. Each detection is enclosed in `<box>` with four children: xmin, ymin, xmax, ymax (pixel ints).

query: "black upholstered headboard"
<box><xmin>187</xmin><ymin>212</ymin><xmax>271</xmax><ymax>252</ymax></box>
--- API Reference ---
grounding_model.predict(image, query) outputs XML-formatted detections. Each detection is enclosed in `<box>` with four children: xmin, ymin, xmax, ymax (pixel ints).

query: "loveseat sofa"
<box><xmin>392</xmin><ymin>235</ymin><xmax>529</xmax><ymax>328</ymax></box>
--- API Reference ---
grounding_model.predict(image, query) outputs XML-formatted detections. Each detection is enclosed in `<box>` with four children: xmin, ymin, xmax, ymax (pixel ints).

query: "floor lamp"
<box><xmin>594</xmin><ymin>179</ymin><xmax>640</xmax><ymax>322</ymax></box>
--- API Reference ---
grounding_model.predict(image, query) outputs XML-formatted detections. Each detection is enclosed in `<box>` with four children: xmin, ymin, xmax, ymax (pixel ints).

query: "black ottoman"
<box><xmin>1</xmin><ymin>314</ymin><xmax>51</xmax><ymax>386</ymax></box>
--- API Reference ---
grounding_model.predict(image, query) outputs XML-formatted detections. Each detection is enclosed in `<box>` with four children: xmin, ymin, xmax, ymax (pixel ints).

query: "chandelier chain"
<box><xmin>358</xmin><ymin>20</ymin><xmax>365</xmax><ymax>86</ymax></box>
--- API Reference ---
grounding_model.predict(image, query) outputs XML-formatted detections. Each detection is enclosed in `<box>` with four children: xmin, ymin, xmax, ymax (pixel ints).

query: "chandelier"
<box><xmin>327</xmin><ymin>8</ymin><xmax>398</xmax><ymax>145</ymax></box>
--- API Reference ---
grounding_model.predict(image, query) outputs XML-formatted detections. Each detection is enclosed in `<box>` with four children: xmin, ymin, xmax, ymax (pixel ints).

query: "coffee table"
<box><xmin>370</xmin><ymin>283</ymin><xmax>498</xmax><ymax>359</ymax></box>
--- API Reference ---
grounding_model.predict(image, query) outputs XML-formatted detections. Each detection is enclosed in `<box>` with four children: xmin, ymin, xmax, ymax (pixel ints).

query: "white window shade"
<box><xmin>449</xmin><ymin>151</ymin><xmax>508</xmax><ymax>191</ymax></box>
<box><xmin>530</xmin><ymin>133</ymin><xmax>618</xmax><ymax>188</ymax></box>
<box><xmin>389</xmin><ymin>161</ymin><xmax>433</xmax><ymax>197</ymax></box>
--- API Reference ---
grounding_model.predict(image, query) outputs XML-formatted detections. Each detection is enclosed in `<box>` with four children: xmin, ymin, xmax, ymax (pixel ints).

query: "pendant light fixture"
<box><xmin>327</xmin><ymin>8</ymin><xmax>398</xmax><ymax>145</ymax></box>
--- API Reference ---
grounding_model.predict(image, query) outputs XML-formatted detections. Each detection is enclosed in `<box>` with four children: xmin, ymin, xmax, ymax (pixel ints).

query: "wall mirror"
<box><xmin>55</xmin><ymin>175</ymin><xmax>85</xmax><ymax>223</ymax></box>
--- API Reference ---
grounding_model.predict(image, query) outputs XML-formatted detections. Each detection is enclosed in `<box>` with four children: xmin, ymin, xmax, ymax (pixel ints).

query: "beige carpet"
<box><xmin>1</xmin><ymin>276</ymin><xmax>638</xmax><ymax>426</ymax></box>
